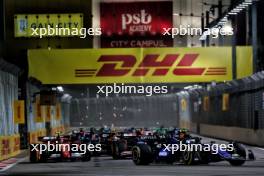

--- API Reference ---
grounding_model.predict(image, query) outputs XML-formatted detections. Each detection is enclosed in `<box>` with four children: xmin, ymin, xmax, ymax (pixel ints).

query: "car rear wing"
<box><xmin>38</xmin><ymin>136</ymin><xmax>56</xmax><ymax>142</ymax></box>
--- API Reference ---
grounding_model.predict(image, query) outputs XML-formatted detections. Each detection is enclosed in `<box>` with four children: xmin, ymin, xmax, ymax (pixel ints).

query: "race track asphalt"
<box><xmin>1</xmin><ymin>136</ymin><xmax>264</xmax><ymax>176</ymax></box>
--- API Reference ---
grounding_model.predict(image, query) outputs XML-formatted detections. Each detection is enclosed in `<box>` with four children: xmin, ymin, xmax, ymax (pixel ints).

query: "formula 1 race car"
<box><xmin>90</xmin><ymin>127</ymin><xmax>141</xmax><ymax>159</ymax></box>
<box><xmin>29</xmin><ymin>131</ymin><xmax>91</xmax><ymax>163</ymax></box>
<box><xmin>132</xmin><ymin>129</ymin><xmax>255</xmax><ymax>166</ymax></box>
<box><xmin>99</xmin><ymin>132</ymin><xmax>113</xmax><ymax>155</ymax></box>
<box><xmin>111</xmin><ymin>132</ymin><xmax>138</xmax><ymax>159</ymax></box>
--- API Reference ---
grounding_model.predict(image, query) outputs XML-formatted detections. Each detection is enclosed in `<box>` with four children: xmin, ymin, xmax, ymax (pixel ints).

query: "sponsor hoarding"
<box><xmin>28</xmin><ymin>47</ymin><xmax>252</xmax><ymax>84</ymax></box>
<box><xmin>100</xmin><ymin>36</ymin><xmax>173</xmax><ymax>48</ymax></box>
<box><xmin>14</xmin><ymin>13</ymin><xmax>83</xmax><ymax>37</ymax></box>
<box><xmin>35</xmin><ymin>95</ymin><xmax>44</xmax><ymax>123</ymax></box>
<box><xmin>13</xmin><ymin>100</ymin><xmax>25</xmax><ymax>124</ymax></box>
<box><xmin>45</xmin><ymin>106</ymin><xmax>52</xmax><ymax>122</ymax></box>
<box><xmin>56</xmin><ymin>103</ymin><xmax>62</xmax><ymax>120</ymax></box>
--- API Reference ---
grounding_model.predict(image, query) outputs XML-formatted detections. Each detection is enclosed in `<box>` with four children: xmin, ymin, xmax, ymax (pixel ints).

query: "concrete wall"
<box><xmin>179</xmin><ymin>119</ymin><xmax>264</xmax><ymax>146</ymax></box>
<box><xmin>199</xmin><ymin>123</ymin><xmax>264</xmax><ymax>146</ymax></box>
<box><xmin>179</xmin><ymin>119</ymin><xmax>198</xmax><ymax>133</ymax></box>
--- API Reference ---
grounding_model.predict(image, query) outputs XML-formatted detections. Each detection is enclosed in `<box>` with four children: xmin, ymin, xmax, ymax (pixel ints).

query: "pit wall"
<box><xmin>0</xmin><ymin>70</ymin><xmax>20</xmax><ymax>161</ymax></box>
<box><xmin>0</xmin><ymin>134</ymin><xmax>20</xmax><ymax>161</ymax></box>
<box><xmin>0</xmin><ymin>70</ymin><xmax>19</xmax><ymax>136</ymax></box>
<box><xmin>0</xmin><ymin>73</ymin><xmax>69</xmax><ymax>161</ymax></box>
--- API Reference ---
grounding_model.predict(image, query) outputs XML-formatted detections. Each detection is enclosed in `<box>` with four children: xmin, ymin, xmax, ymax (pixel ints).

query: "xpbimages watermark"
<box><xmin>31</xmin><ymin>26</ymin><xmax>102</xmax><ymax>38</ymax></box>
<box><xmin>96</xmin><ymin>83</ymin><xmax>168</xmax><ymax>97</ymax></box>
<box><xmin>162</xmin><ymin>142</ymin><xmax>234</xmax><ymax>154</ymax></box>
<box><xmin>30</xmin><ymin>141</ymin><xmax>102</xmax><ymax>154</ymax></box>
<box><xmin>163</xmin><ymin>25</ymin><xmax>234</xmax><ymax>39</ymax></box>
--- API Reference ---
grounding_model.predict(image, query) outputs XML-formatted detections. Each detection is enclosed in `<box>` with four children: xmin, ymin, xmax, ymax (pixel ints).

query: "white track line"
<box><xmin>0</xmin><ymin>157</ymin><xmax>27</xmax><ymax>172</ymax></box>
<box><xmin>256</xmin><ymin>147</ymin><xmax>264</xmax><ymax>151</ymax></box>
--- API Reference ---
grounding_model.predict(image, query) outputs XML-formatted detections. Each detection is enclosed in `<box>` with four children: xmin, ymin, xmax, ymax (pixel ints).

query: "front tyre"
<box><xmin>229</xmin><ymin>142</ymin><xmax>246</xmax><ymax>166</ymax></box>
<box><xmin>183</xmin><ymin>151</ymin><xmax>194</xmax><ymax>165</ymax></box>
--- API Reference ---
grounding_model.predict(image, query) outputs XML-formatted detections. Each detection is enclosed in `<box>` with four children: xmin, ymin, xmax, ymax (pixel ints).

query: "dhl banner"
<box><xmin>35</xmin><ymin>95</ymin><xmax>44</xmax><ymax>123</ymax></box>
<box><xmin>236</xmin><ymin>46</ymin><xmax>253</xmax><ymax>79</ymax></box>
<box><xmin>13</xmin><ymin>100</ymin><xmax>25</xmax><ymax>124</ymax></box>
<box><xmin>28</xmin><ymin>47</ymin><xmax>252</xmax><ymax>84</ymax></box>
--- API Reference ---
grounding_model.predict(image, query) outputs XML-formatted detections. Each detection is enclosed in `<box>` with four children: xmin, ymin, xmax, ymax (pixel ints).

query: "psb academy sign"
<box><xmin>100</xmin><ymin>1</ymin><xmax>173</xmax><ymax>48</ymax></box>
<box><xmin>28</xmin><ymin>47</ymin><xmax>252</xmax><ymax>84</ymax></box>
<box><xmin>100</xmin><ymin>2</ymin><xmax>172</xmax><ymax>34</ymax></box>
<box><xmin>14</xmin><ymin>13</ymin><xmax>83</xmax><ymax>37</ymax></box>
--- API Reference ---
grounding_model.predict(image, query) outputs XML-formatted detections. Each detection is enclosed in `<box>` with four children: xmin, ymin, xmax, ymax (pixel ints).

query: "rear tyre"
<box><xmin>82</xmin><ymin>152</ymin><xmax>91</xmax><ymax>162</ymax></box>
<box><xmin>39</xmin><ymin>151</ymin><xmax>48</xmax><ymax>162</ymax></box>
<box><xmin>30</xmin><ymin>145</ymin><xmax>40</xmax><ymax>163</ymax></box>
<box><xmin>70</xmin><ymin>158</ymin><xmax>77</xmax><ymax>162</ymax></box>
<box><xmin>112</xmin><ymin>142</ymin><xmax>120</xmax><ymax>159</ymax></box>
<box><xmin>166</xmin><ymin>158</ymin><xmax>175</xmax><ymax>165</ymax></box>
<box><xmin>132</xmin><ymin>144</ymin><xmax>153</xmax><ymax>165</ymax></box>
<box><xmin>30</xmin><ymin>150</ymin><xmax>39</xmax><ymax>163</ymax></box>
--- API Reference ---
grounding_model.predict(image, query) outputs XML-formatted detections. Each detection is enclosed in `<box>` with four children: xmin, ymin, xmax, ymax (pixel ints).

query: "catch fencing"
<box><xmin>70</xmin><ymin>71</ymin><xmax>264</xmax><ymax>131</ymax></box>
<box><xmin>70</xmin><ymin>94</ymin><xmax>179</xmax><ymax>128</ymax></box>
<box><xmin>182</xmin><ymin>71</ymin><xmax>264</xmax><ymax>130</ymax></box>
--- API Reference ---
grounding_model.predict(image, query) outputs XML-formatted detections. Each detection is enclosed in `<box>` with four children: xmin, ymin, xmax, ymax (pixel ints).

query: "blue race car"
<box><xmin>132</xmin><ymin>129</ymin><xmax>255</xmax><ymax>166</ymax></box>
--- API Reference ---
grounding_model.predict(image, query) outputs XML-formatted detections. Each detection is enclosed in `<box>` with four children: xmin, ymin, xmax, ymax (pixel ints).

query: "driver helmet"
<box><xmin>179</xmin><ymin>128</ymin><xmax>188</xmax><ymax>140</ymax></box>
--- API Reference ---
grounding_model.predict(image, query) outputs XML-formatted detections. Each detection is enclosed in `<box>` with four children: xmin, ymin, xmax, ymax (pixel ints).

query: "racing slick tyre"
<box><xmin>183</xmin><ymin>151</ymin><xmax>195</xmax><ymax>165</ymax></box>
<box><xmin>132</xmin><ymin>144</ymin><xmax>153</xmax><ymax>165</ymax></box>
<box><xmin>70</xmin><ymin>158</ymin><xmax>77</xmax><ymax>162</ymax></box>
<box><xmin>30</xmin><ymin>150</ymin><xmax>40</xmax><ymax>163</ymax></box>
<box><xmin>199</xmin><ymin>151</ymin><xmax>210</xmax><ymax>165</ymax></box>
<box><xmin>30</xmin><ymin>144</ymin><xmax>40</xmax><ymax>163</ymax></box>
<box><xmin>112</xmin><ymin>142</ymin><xmax>120</xmax><ymax>159</ymax></box>
<box><xmin>39</xmin><ymin>151</ymin><xmax>48</xmax><ymax>162</ymax></box>
<box><xmin>229</xmin><ymin>142</ymin><xmax>246</xmax><ymax>166</ymax></box>
<box><xmin>81</xmin><ymin>152</ymin><xmax>91</xmax><ymax>162</ymax></box>
<box><xmin>165</xmin><ymin>158</ymin><xmax>175</xmax><ymax>165</ymax></box>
